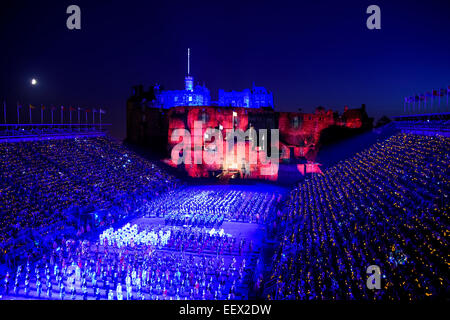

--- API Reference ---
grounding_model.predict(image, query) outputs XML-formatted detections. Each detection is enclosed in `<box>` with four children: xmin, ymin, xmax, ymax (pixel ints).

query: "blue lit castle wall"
<box><xmin>155</xmin><ymin>76</ymin><xmax>211</xmax><ymax>109</ymax></box>
<box><xmin>218</xmin><ymin>89</ymin><xmax>251</xmax><ymax>107</ymax></box>
<box><xmin>249</xmin><ymin>85</ymin><xmax>274</xmax><ymax>108</ymax></box>
<box><xmin>218</xmin><ymin>84</ymin><xmax>274</xmax><ymax>108</ymax></box>
<box><xmin>154</xmin><ymin>49</ymin><xmax>272</xmax><ymax>109</ymax></box>
<box><xmin>155</xmin><ymin>78</ymin><xmax>273</xmax><ymax>109</ymax></box>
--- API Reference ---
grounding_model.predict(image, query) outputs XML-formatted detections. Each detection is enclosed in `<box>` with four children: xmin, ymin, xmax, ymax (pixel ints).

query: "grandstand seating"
<box><xmin>0</xmin><ymin>137</ymin><xmax>179</xmax><ymax>256</ymax></box>
<box><xmin>267</xmin><ymin>133</ymin><xmax>449</xmax><ymax>300</ymax></box>
<box><xmin>1</xmin><ymin>130</ymin><xmax>449</xmax><ymax>301</ymax></box>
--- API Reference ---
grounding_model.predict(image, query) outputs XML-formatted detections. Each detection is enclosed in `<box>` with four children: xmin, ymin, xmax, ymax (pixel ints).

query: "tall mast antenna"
<box><xmin>187</xmin><ymin>48</ymin><xmax>190</xmax><ymax>75</ymax></box>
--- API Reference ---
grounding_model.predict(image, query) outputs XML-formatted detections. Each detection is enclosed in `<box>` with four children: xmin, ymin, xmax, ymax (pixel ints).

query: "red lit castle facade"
<box><xmin>127</xmin><ymin>84</ymin><xmax>372</xmax><ymax>180</ymax></box>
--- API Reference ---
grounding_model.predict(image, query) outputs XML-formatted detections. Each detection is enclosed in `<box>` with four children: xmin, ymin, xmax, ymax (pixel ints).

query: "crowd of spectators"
<box><xmin>266</xmin><ymin>133</ymin><xmax>449</xmax><ymax>300</ymax></box>
<box><xmin>3</xmin><ymin>130</ymin><xmax>446</xmax><ymax>301</ymax></box>
<box><xmin>0</xmin><ymin>137</ymin><xmax>179</xmax><ymax>257</ymax></box>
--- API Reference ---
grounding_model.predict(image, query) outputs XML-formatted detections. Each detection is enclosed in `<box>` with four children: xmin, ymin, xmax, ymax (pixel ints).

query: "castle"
<box><xmin>152</xmin><ymin>49</ymin><xmax>273</xmax><ymax>109</ymax></box>
<box><xmin>126</xmin><ymin>50</ymin><xmax>372</xmax><ymax>180</ymax></box>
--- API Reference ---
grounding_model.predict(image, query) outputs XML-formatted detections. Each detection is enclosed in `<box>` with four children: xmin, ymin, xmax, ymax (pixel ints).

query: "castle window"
<box><xmin>198</xmin><ymin>112</ymin><xmax>209</xmax><ymax>123</ymax></box>
<box><xmin>291</xmin><ymin>116</ymin><xmax>299</xmax><ymax>129</ymax></box>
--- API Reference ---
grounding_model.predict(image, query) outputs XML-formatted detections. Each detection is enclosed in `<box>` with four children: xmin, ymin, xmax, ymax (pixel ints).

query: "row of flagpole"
<box><xmin>403</xmin><ymin>86</ymin><xmax>450</xmax><ymax>114</ymax></box>
<box><xmin>2</xmin><ymin>101</ymin><xmax>106</xmax><ymax>126</ymax></box>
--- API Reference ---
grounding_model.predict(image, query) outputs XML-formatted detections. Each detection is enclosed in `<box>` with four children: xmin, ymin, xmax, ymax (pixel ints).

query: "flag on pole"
<box><xmin>431</xmin><ymin>89</ymin><xmax>436</xmax><ymax>112</ymax></box>
<box><xmin>51</xmin><ymin>106</ymin><xmax>56</xmax><ymax>125</ymax></box>
<box><xmin>92</xmin><ymin>108</ymin><xmax>97</xmax><ymax>125</ymax></box>
<box><xmin>85</xmin><ymin>108</ymin><xmax>90</xmax><ymax>125</ymax></box>
<box><xmin>447</xmin><ymin>85</ymin><xmax>450</xmax><ymax>106</ymax></box>
<box><xmin>414</xmin><ymin>95</ymin><xmax>419</xmax><ymax>114</ymax></box>
<box><xmin>29</xmin><ymin>104</ymin><xmax>36</xmax><ymax>123</ymax></box>
<box><xmin>99</xmin><ymin>108</ymin><xmax>106</xmax><ymax>129</ymax></box>
<box><xmin>408</xmin><ymin>96</ymin><xmax>413</xmax><ymax>114</ymax></box>
<box><xmin>419</xmin><ymin>94</ymin><xmax>425</xmax><ymax>113</ymax></box>
<box><xmin>438</xmin><ymin>88</ymin><xmax>445</xmax><ymax>111</ymax></box>
<box><xmin>425</xmin><ymin>92</ymin><xmax>432</xmax><ymax>113</ymax></box>
<box><xmin>41</xmin><ymin>105</ymin><xmax>45</xmax><ymax>124</ymax></box>
<box><xmin>17</xmin><ymin>102</ymin><xmax>22</xmax><ymax>124</ymax></box>
<box><xmin>403</xmin><ymin>97</ymin><xmax>407</xmax><ymax>113</ymax></box>
<box><xmin>69</xmin><ymin>107</ymin><xmax>76</xmax><ymax>125</ymax></box>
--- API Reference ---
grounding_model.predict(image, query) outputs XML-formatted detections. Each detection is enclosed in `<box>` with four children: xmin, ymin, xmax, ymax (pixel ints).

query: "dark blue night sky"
<box><xmin>1</xmin><ymin>0</ymin><xmax>449</xmax><ymax>139</ymax></box>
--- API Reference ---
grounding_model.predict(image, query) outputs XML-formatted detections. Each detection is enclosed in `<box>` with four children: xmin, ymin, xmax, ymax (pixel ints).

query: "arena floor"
<box><xmin>2</xmin><ymin>183</ymin><xmax>286</xmax><ymax>300</ymax></box>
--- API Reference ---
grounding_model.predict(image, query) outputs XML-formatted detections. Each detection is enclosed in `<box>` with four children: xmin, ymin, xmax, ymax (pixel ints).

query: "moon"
<box><xmin>31</xmin><ymin>78</ymin><xmax>37</xmax><ymax>85</ymax></box>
